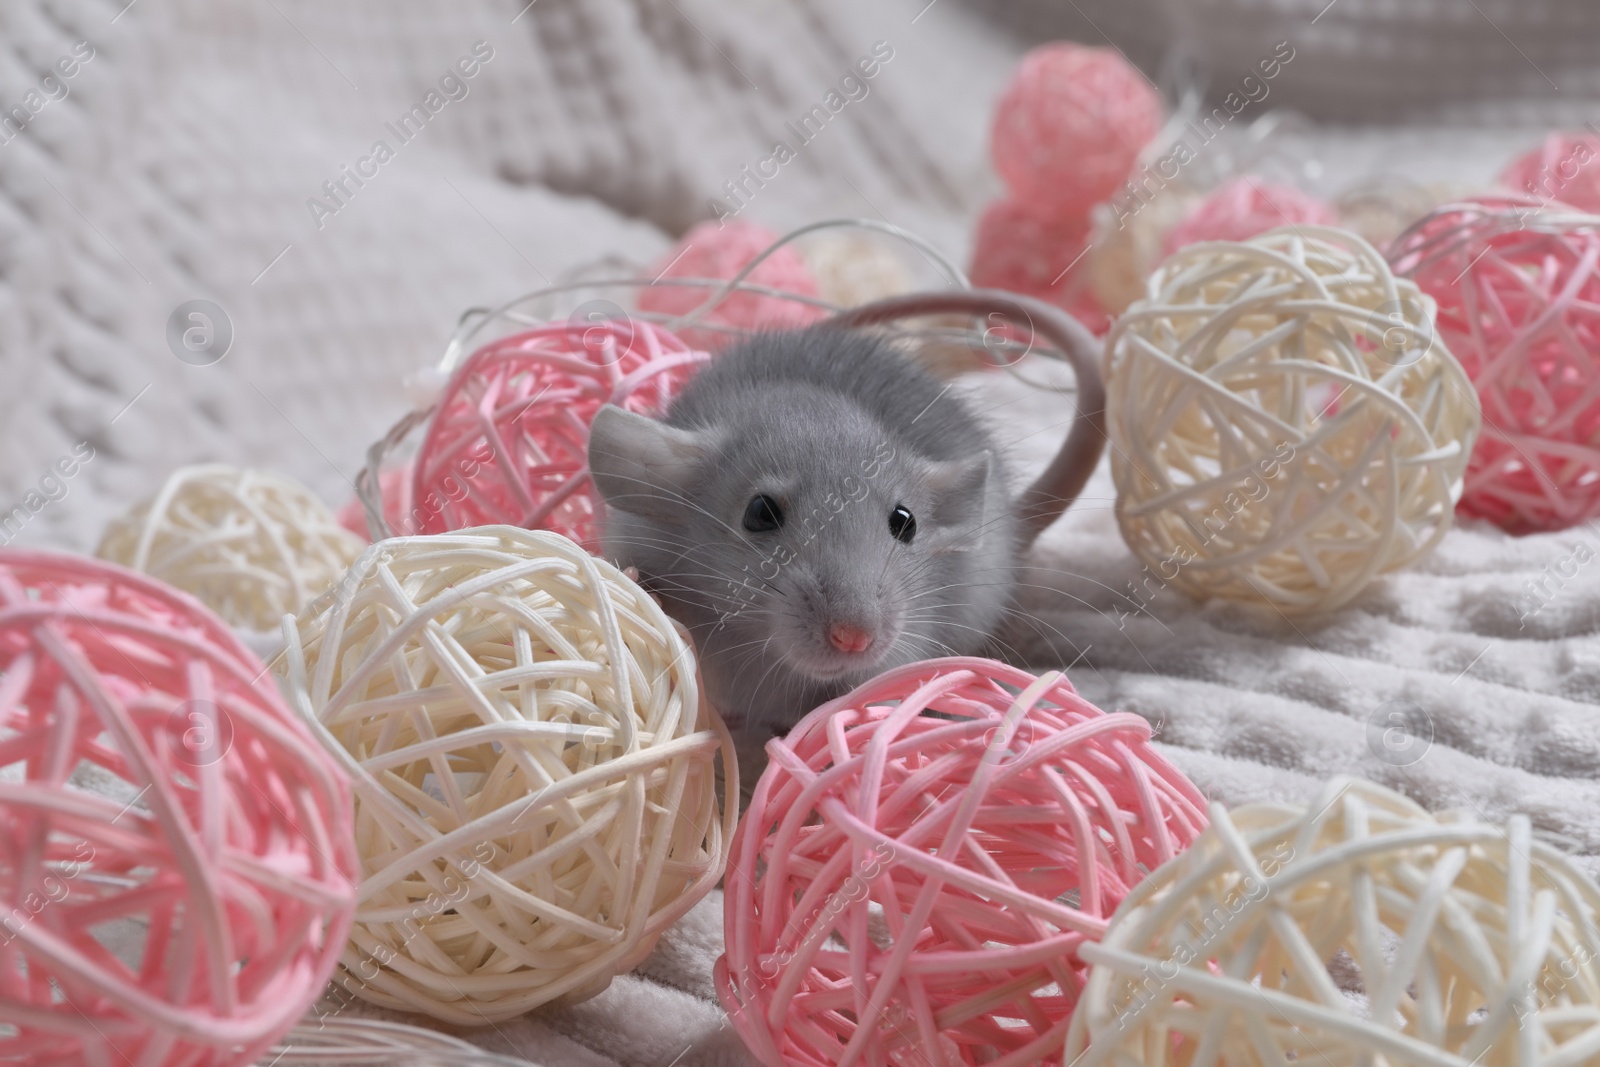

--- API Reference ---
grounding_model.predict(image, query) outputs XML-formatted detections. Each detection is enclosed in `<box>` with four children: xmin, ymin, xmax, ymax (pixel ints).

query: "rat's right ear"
<box><xmin>586</xmin><ymin>405</ymin><xmax>711</xmax><ymax>524</ymax></box>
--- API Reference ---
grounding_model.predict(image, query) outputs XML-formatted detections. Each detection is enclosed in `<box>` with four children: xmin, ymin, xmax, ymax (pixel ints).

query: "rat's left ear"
<box><xmin>587</xmin><ymin>405</ymin><xmax>712</xmax><ymax>524</ymax></box>
<box><xmin>924</xmin><ymin>451</ymin><xmax>992</xmax><ymax>534</ymax></box>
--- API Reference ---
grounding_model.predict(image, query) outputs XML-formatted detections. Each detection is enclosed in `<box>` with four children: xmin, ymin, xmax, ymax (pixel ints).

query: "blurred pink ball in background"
<box><xmin>989</xmin><ymin>41</ymin><xmax>1164</xmax><ymax>220</ymax></box>
<box><xmin>1498</xmin><ymin>131</ymin><xmax>1600</xmax><ymax>214</ymax></box>
<box><xmin>1162</xmin><ymin>175</ymin><xmax>1339</xmax><ymax>257</ymax></box>
<box><xmin>637</xmin><ymin>219</ymin><xmax>825</xmax><ymax>348</ymax></box>
<box><xmin>969</xmin><ymin>196</ymin><xmax>1108</xmax><ymax>333</ymax></box>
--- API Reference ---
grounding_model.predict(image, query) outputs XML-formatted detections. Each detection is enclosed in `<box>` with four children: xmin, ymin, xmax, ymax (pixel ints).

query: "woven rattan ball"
<box><xmin>97</xmin><ymin>463</ymin><xmax>364</xmax><ymax>634</ymax></box>
<box><xmin>1106</xmin><ymin>226</ymin><xmax>1480</xmax><ymax>615</ymax></box>
<box><xmin>0</xmin><ymin>549</ymin><xmax>358</xmax><ymax>1066</ymax></box>
<box><xmin>1390</xmin><ymin>196</ymin><xmax>1600</xmax><ymax>532</ymax></box>
<box><xmin>1161</xmin><ymin>175</ymin><xmax>1339</xmax><ymax>258</ymax></box>
<box><xmin>990</xmin><ymin>41</ymin><xmax>1163</xmax><ymax>219</ymax></box>
<box><xmin>637</xmin><ymin>219</ymin><xmax>825</xmax><ymax>349</ymax></box>
<box><xmin>798</xmin><ymin>231</ymin><xmax>914</xmax><ymax>307</ymax></box>
<box><xmin>1499</xmin><ymin>130</ymin><xmax>1600</xmax><ymax>214</ymax></box>
<box><xmin>1335</xmin><ymin>177</ymin><xmax>1478</xmax><ymax>254</ymax></box>
<box><xmin>1089</xmin><ymin>183</ymin><xmax>1202</xmax><ymax>316</ymax></box>
<box><xmin>277</xmin><ymin>525</ymin><xmax>737</xmax><ymax>1025</ymax></box>
<box><xmin>410</xmin><ymin>319</ymin><xmax>709</xmax><ymax>549</ymax></box>
<box><xmin>715</xmin><ymin>656</ymin><xmax>1208</xmax><ymax>1066</ymax></box>
<box><xmin>970</xmin><ymin>196</ymin><xmax>1107</xmax><ymax>332</ymax></box>
<box><xmin>1063</xmin><ymin>776</ymin><xmax>1600</xmax><ymax>1067</ymax></box>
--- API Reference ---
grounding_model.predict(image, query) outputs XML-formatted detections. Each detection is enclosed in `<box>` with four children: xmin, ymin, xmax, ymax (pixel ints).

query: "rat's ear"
<box><xmin>924</xmin><ymin>451</ymin><xmax>992</xmax><ymax>535</ymax></box>
<box><xmin>587</xmin><ymin>405</ymin><xmax>711</xmax><ymax>524</ymax></box>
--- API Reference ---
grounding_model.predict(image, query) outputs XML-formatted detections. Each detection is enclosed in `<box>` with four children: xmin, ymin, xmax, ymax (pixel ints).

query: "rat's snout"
<box><xmin>828</xmin><ymin>622</ymin><xmax>874</xmax><ymax>654</ymax></box>
<box><xmin>781</xmin><ymin>558</ymin><xmax>899</xmax><ymax>677</ymax></box>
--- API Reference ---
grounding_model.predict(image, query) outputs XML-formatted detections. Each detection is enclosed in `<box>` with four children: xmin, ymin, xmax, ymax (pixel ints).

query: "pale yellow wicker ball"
<box><xmin>1105</xmin><ymin>225</ymin><xmax>1480</xmax><ymax>616</ymax></box>
<box><xmin>276</xmin><ymin>526</ymin><xmax>737</xmax><ymax>1025</ymax></box>
<box><xmin>96</xmin><ymin>463</ymin><xmax>363</xmax><ymax>632</ymax></box>
<box><xmin>799</xmin><ymin>231</ymin><xmax>915</xmax><ymax>307</ymax></box>
<box><xmin>1064</xmin><ymin>776</ymin><xmax>1600</xmax><ymax>1067</ymax></box>
<box><xmin>798</xmin><ymin>233</ymin><xmax>979</xmax><ymax>379</ymax></box>
<box><xmin>1335</xmin><ymin>177</ymin><xmax>1481</xmax><ymax>252</ymax></box>
<box><xmin>1088</xmin><ymin>183</ymin><xmax>1202</xmax><ymax>316</ymax></box>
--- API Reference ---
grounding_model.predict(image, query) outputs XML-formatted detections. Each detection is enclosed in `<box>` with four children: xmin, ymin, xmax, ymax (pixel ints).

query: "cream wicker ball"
<box><xmin>276</xmin><ymin>525</ymin><xmax>737</xmax><ymax>1025</ymax></box>
<box><xmin>798</xmin><ymin>231</ymin><xmax>915</xmax><ymax>307</ymax></box>
<box><xmin>1334</xmin><ymin>177</ymin><xmax>1479</xmax><ymax>253</ymax></box>
<box><xmin>1063</xmin><ymin>776</ymin><xmax>1600</xmax><ymax>1067</ymax></box>
<box><xmin>97</xmin><ymin>463</ymin><xmax>364</xmax><ymax>633</ymax></box>
<box><xmin>1105</xmin><ymin>226</ymin><xmax>1480</xmax><ymax>616</ymax></box>
<box><xmin>1088</xmin><ymin>183</ymin><xmax>1202</xmax><ymax>316</ymax></box>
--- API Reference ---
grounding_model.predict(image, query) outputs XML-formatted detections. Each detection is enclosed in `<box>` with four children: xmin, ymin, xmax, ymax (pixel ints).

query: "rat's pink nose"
<box><xmin>828</xmin><ymin>623</ymin><xmax>874</xmax><ymax>654</ymax></box>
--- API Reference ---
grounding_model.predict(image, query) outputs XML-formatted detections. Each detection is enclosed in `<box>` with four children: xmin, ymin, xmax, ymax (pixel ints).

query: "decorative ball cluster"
<box><xmin>1499</xmin><ymin>130</ymin><xmax>1600</xmax><ymax>214</ymax></box>
<box><xmin>1107</xmin><ymin>226</ymin><xmax>1480</xmax><ymax>615</ymax></box>
<box><xmin>277</xmin><ymin>526</ymin><xmax>737</xmax><ymax>1025</ymax></box>
<box><xmin>1161</xmin><ymin>174</ymin><xmax>1338</xmax><ymax>257</ymax></box>
<box><xmin>97</xmin><ymin>463</ymin><xmax>364</xmax><ymax>633</ymax></box>
<box><xmin>974</xmin><ymin>41</ymin><xmax>1164</xmax><ymax>333</ymax></box>
<box><xmin>1390</xmin><ymin>196</ymin><xmax>1600</xmax><ymax>532</ymax></box>
<box><xmin>0</xmin><ymin>550</ymin><xmax>358</xmax><ymax>1067</ymax></box>
<box><xmin>715</xmin><ymin>656</ymin><xmax>1208</xmax><ymax>1066</ymax></box>
<box><xmin>990</xmin><ymin>41</ymin><xmax>1164</xmax><ymax>218</ymax></box>
<box><xmin>1065</xmin><ymin>776</ymin><xmax>1600</xmax><ymax>1066</ymax></box>
<box><xmin>637</xmin><ymin>219</ymin><xmax>825</xmax><ymax>348</ymax></box>
<box><xmin>408</xmin><ymin>318</ymin><xmax>709</xmax><ymax>550</ymax></box>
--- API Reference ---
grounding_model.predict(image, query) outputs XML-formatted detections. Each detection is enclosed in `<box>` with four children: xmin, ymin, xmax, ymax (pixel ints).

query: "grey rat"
<box><xmin>585</xmin><ymin>289</ymin><xmax>1105</xmax><ymax>740</ymax></box>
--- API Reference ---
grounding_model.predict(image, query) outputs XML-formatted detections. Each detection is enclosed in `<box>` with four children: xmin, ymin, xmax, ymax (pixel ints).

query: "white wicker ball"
<box><xmin>1105</xmin><ymin>226</ymin><xmax>1480</xmax><ymax>615</ymax></box>
<box><xmin>97</xmin><ymin>463</ymin><xmax>364</xmax><ymax>633</ymax></box>
<box><xmin>1064</xmin><ymin>776</ymin><xmax>1600</xmax><ymax>1067</ymax></box>
<box><xmin>276</xmin><ymin>525</ymin><xmax>737</xmax><ymax>1025</ymax></box>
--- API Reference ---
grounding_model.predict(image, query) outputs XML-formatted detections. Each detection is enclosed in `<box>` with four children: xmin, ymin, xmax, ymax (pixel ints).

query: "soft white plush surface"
<box><xmin>3</xmin><ymin>2</ymin><xmax>1597</xmax><ymax>1064</ymax></box>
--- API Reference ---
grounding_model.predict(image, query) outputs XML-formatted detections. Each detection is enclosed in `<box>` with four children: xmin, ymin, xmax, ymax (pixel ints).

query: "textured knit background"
<box><xmin>1</xmin><ymin>2</ymin><xmax>1597</xmax><ymax>1065</ymax></box>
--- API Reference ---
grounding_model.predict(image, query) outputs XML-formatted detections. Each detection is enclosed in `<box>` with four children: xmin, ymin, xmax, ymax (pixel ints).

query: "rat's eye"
<box><xmin>742</xmin><ymin>494</ymin><xmax>784</xmax><ymax>533</ymax></box>
<box><xmin>889</xmin><ymin>505</ymin><xmax>916</xmax><ymax>544</ymax></box>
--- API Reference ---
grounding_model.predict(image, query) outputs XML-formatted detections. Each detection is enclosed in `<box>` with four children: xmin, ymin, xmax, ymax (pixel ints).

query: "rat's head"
<box><xmin>587</xmin><ymin>391</ymin><xmax>1007</xmax><ymax>706</ymax></box>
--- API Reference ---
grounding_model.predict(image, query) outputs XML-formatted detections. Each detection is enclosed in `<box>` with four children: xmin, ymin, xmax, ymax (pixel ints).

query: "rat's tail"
<box><xmin>826</xmin><ymin>289</ymin><xmax>1107</xmax><ymax>550</ymax></box>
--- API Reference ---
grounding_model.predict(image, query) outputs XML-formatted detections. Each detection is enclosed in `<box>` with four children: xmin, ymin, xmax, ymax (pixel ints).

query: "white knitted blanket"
<box><xmin>2</xmin><ymin>2</ymin><xmax>1597</xmax><ymax>1064</ymax></box>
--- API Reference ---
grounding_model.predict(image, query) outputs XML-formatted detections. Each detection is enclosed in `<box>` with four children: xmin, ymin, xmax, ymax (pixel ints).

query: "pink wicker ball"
<box><xmin>1391</xmin><ymin>195</ymin><xmax>1600</xmax><ymax>532</ymax></box>
<box><xmin>0</xmin><ymin>550</ymin><xmax>358</xmax><ymax>1066</ymax></box>
<box><xmin>989</xmin><ymin>42</ymin><xmax>1164</xmax><ymax>219</ymax></box>
<box><xmin>715</xmin><ymin>656</ymin><xmax>1208</xmax><ymax>1067</ymax></box>
<box><xmin>410</xmin><ymin>318</ymin><xmax>710</xmax><ymax>548</ymax></box>
<box><xmin>637</xmin><ymin>219</ymin><xmax>826</xmax><ymax>349</ymax></box>
<box><xmin>1499</xmin><ymin>130</ymin><xmax>1600</xmax><ymax>214</ymax></box>
<box><xmin>970</xmin><ymin>197</ymin><xmax>1108</xmax><ymax>333</ymax></box>
<box><xmin>1162</xmin><ymin>175</ymin><xmax>1339</xmax><ymax>257</ymax></box>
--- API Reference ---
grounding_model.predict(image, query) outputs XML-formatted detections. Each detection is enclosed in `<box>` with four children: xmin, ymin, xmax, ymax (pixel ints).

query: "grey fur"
<box><xmin>587</xmin><ymin>326</ymin><xmax>1018</xmax><ymax>738</ymax></box>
